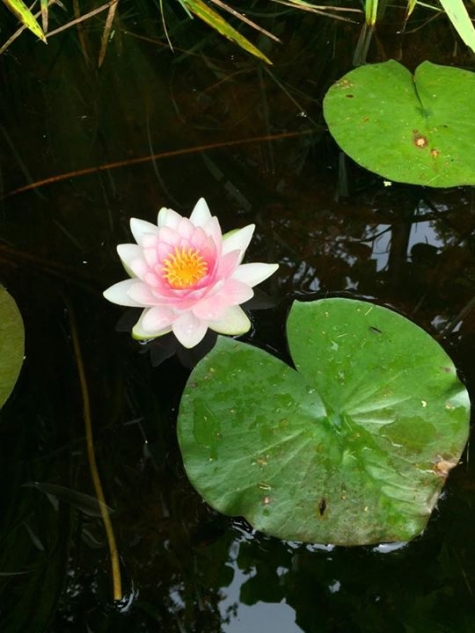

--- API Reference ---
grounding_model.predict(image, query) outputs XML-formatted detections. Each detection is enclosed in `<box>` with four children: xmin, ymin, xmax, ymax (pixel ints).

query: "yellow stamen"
<box><xmin>162</xmin><ymin>246</ymin><xmax>208</xmax><ymax>289</ymax></box>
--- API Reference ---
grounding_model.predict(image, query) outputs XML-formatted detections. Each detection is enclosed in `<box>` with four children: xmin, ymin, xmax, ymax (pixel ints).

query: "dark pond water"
<box><xmin>1</xmin><ymin>4</ymin><xmax>475</xmax><ymax>632</ymax></box>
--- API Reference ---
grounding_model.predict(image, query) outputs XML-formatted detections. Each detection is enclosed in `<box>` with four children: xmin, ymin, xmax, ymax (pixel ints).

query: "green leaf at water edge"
<box><xmin>177</xmin><ymin>298</ymin><xmax>470</xmax><ymax>545</ymax></box>
<box><xmin>0</xmin><ymin>286</ymin><xmax>24</xmax><ymax>409</ymax></box>
<box><xmin>323</xmin><ymin>60</ymin><xmax>475</xmax><ymax>187</ymax></box>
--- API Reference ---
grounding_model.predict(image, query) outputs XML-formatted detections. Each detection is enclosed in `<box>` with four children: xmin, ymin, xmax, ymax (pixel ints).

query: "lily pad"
<box><xmin>0</xmin><ymin>286</ymin><xmax>25</xmax><ymax>409</ymax></box>
<box><xmin>323</xmin><ymin>60</ymin><xmax>475</xmax><ymax>187</ymax></box>
<box><xmin>177</xmin><ymin>299</ymin><xmax>470</xmax><ymax>545</ymax></box>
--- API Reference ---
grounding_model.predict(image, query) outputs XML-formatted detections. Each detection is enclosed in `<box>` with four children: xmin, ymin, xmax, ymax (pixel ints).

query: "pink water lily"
<box><xmin>103</xmin><ymin>198</ymin><xmax>279</xmax><ymax>349</ymax></box>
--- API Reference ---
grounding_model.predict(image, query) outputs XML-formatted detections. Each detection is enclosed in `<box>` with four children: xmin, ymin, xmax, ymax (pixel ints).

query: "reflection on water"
<box><xmin>1</xmin><ymin>5</ymin><xmax>475</xmax><ymax>632</ymax></box>
<box><xmin>221</xmin><ymin>568</ymin><xmax>303</xmax><ymax>633</ymax></box>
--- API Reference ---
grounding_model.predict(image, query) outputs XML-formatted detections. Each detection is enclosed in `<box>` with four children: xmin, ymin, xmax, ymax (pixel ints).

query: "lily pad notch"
<box><xmin>323</xmin><ymin>60</ymin><xmax>475</xmax><ymax>187</ymax></box>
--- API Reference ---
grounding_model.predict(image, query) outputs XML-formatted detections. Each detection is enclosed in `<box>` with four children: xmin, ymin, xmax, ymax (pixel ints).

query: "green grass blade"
<box><xmin>2</xmin><ymin>0</ymin><xmax>47</xmax><ymax>42</ymax></box>
<box><xmin>179</xmin><ymin>0</ymin><xmax>272</xmax><ymax>64</ymax></box>
<box><xmin>438</xmin><ymin>0</ymin><xmax>475</xmax><ymax>53</ymax></box>
<box><xmin>365</xmin><ymin>0</ymin><xmax>378</xmax><ymax>26</ymax></box>
<box><xmin>406</xmin><ymin>0</ymin><xmax>418</xmax><ymax>18</ymax></box>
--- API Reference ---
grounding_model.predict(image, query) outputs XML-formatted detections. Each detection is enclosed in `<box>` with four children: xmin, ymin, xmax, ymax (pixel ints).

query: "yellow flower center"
<box><xmin>162</xmin><ymin>246</ymin><xmax>208</xmax><ymax>289</ymax></box>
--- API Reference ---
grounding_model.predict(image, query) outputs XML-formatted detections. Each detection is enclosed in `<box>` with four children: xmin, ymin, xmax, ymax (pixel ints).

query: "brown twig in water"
<box><xmin>98</xmin><ymin>0</ymin><xmax>119</xmax><ymax>67</ymax></box>
<box><xmin>3</xmin><ymin>129</ymin><xmax>315</xmax><ymax>199</ymax></box>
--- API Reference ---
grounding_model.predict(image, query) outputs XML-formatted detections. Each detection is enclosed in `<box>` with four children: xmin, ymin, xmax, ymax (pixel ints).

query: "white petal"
<box><xmin>132</xmin><ymin>309</ymin><xmax>173</xmax><ymax>340</ymax></box>
<box><xmin>130</xmin><ymin>218</ymin><xmax>160</xmax><ymax>244</ymax></box>
<box><xmin>117</xmin><ymin>243</ymin><xmax>142</xmax><ymax>265</ymax></box>
<box><xmin>189</xmin><ymin>198</ymin><xmax>213</xmax><ymax>227</ymax></box>
<box><xmin>116</xmin><ymin>243</ymin><xmax>146</xmax><ymax>277</ymax></box>
<box><xmin>157</xmin><ymin>207</ymin><xmax>181</xmax><ymax>229</ymax></box>
<box><xmin>202</xmin><ymin>216</ymin><xmax>222</xmax><ymax>243</ymax></box>
<box><xmin>222</xmin><ymin>224</ymin><xmax>255</xmax><ymax>258</ymax></box>
<box><xmin>103</xmin><ymin>279</ymin><xmax>145</xmax><ymax>307</ymax></box>
<box><xmin>208</xmin><ymin>305</ymin><xmax>251</xmax><ymax>335</ymax></box>
<box><xmin>172</xmin><ymin>312</ymin><xmax>208</xmax><ymax>348</ymax></box>
<box><xmin>232</xmin><ymin>262</ymin><xmax>279</xmax><ymax>287</ymax></box>
<box><xmin>142</xmin><ymin>305</ymin><xmax>177</xmax><ymax>331</ymax></box>
<box><xmin>127</xmin><ymin>282</ymin><xmax>160</xmax><ymax>306</ymax></box>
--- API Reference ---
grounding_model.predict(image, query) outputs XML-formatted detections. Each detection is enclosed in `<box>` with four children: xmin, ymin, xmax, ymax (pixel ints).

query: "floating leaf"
<box><xmin>178</xmin><ymin>298</ymin><xmax>470</xmax><ymax>545</ymax></box>
<box><xmin>323</xmin><ymin>60</ymin><xmax>475</xmax><ymax>187</ymax></box>
<box><xmin>0</xmin><ymin>286</ymin><xmax>24</xmax><ymax>409</ymax></box>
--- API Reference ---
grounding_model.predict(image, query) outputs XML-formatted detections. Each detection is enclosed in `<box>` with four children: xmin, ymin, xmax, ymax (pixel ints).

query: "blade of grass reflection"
<box><xmin>72</xmin><ymin>0</ymin><xmax>92</xmax><ymax>65</ymax></box>
<box><xmin>0</xmin><ymin>124</ymin><xmax>45</xmax><ymax>198</ymax></box>
<box><xmin>67</xmin><ymin>300</ymin><xmax>123</xmax><ymax>601</ymax></box>
<box><xmin>262</xmin><ymin>65</ymin><xmax>319</xmax><ymax>129</ymax></box>
<box><xmin>4</xmin><ymin>129</ymin><xmax>315</xmax><ymax>199</ymax></box>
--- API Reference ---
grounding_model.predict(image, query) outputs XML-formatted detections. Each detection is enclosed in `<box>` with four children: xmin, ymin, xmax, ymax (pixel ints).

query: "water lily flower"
<box><xmin>103</xmin><ymin>198</ymin><xmax>279</xmax><ymax>349</ymax></box>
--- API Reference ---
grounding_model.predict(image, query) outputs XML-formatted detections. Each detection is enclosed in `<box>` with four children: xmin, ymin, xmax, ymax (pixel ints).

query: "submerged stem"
<box><xmin>68</xmin><ymin>302</ymin><xmax>122</xmax><ymax>602</ymax></box>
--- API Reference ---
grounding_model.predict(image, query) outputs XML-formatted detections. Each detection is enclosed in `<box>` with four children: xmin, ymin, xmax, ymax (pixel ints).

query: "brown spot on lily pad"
<box><xmin>318</xmin><ymin>497</ymin><xmax>327</xmax><ymax>516</ymax></box>
<box><xmin>433</xmin><ymin>456</ymin><xmax>459</xmax><ymax>478</ymax></box>
<box><xmin>413</xmin><ymin>132</ymin><xmax>428</xmax><ymax>148</ymax></box>
<box><xmin>337</xmin><ymin>79</ymin><xmax>354</xmax><ymax>89</ymax></box>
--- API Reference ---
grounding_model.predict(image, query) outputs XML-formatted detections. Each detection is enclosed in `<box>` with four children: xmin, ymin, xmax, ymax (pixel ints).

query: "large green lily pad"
<box><xmin>177</xmin><ymin>299</ymin><xmax>470</xmax><ymax>545</ymax></box>
<box><xmin>0</xmin><ymin>286</ymin><xmax>24</xmax><ymax>409</ymax></box>
<box><xmin>323</xmin><ymin>60</ymin><xmax>475</xmax><ymax>187</ymax></box>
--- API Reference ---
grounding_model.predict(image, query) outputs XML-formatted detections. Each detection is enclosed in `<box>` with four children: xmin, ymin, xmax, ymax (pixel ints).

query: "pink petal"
<box><xmin>172</xmin><ymin>312</ymin><xmax>208</xmax><ymax>348</ymax></box>
<box><xmin>215</xmin><ymin>250</ymin><xmax>241</xmax><ymax>279</ymax></box>
<box><xmin>208</xmin><ymin>305</ymin><xmax>251</xmax><ymax>335</ymax></box>
<box><xmin>141</xmin><ymin>305</ymin><xmax>177</xmax><ymax>332</ymax></box>
<box><xmin>189</xmin><ymin>226</ymin><xmax>208</xmax><ymax>250</ymax></box>
<box><xmin>221</xmin><ymin>278</ymin><xmax>254</xmax><ymax>303</ymax></box>
<box><xmin>191</xmin><ymin>295</ymin><xmax>229</xmax><ymax>320</ymax></box>
<box><xmin>202</xmin><ymin>216</ymin><xmax>222</xmax><ymax>245</ymax></box>
<box><xmin>156</xmin><ymin>241</ymin><xmax>175</xmax><ymax>263</ymax></box>
<box><xmin>156</xmin><ymin>226</ymin><xmax>179</xmax><ymax>246</ymax></box>
<box><xmin>232</xmin><ymin>262</ymin><xmax>279</xmax><ymax>287</ymax></box>
<box><xmin>140</xmin><ymin>236</ymin><xmax>160</xmax><ymax>268</ymax></box>
<box><xmin>177</xmin><ymin>217</ymin><xmax>195</xmax><ymax>240</ymax></box>
<box><xmin>192</xmin><ymin>279</ymin><xmax>253</xmax><ymax>320</ymax></box>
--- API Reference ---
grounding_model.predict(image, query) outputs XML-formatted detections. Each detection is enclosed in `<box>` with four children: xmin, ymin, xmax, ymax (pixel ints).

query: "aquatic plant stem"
<box><xmin>3</xmin><ymin>129</ymin><xmax>315</xmax><ymax>199</ymax></box>
<box><xmin>68</xmin><ymin>302</ymin><xmax>123</xmax><ymax>602</ymax></box>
